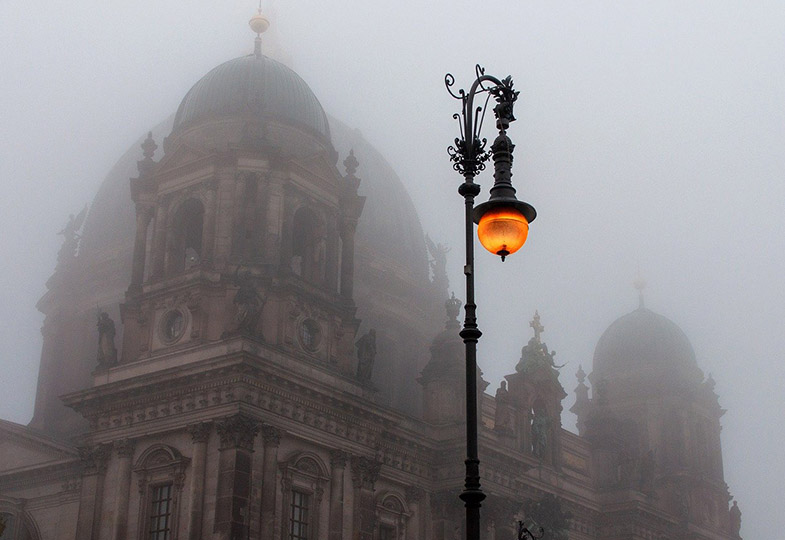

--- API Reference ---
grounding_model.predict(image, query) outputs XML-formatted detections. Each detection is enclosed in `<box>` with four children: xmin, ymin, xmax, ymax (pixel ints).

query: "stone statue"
<box><xmin>425</xmin><ymin>234</ymin><xmax>450</xmax><ymax>292</ymax></box>
<box><xmin>494</xmin><ymin>381</ymin><xmax>514</xmax><ymax>435</ymax></box>
<box><xmin>355</xmin><ymin>329</ymin><xmax>377</xmax><ymax>383</ymax></box>
<box><xmin>729</xmin><ymin>500</ymin><xmax>742</xmax><ymax>538</ymax></box>
<box><xmin>56</xmin><ymin>207</ymin><xmax>87</xmax><ymax>265</ymax></box>
<box><xmin>232</xmin><ymin>271</ymin><xmax>263</xmax><ymax>336</ymax></box>
<box><xmin>531</xmin><ymin>409</ymin><xmax>549</xmax><ymax>459</ymax></box>
<box><xmin>96</xmin><ymin>312</ymin><xmax>118</xmax><ymax>367</ymax></box>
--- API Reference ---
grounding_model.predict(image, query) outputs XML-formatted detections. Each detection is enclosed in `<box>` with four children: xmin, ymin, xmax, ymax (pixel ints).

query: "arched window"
<box><xmin>375</xmin><ymin>493</ymin><xmax>409</xmax><ymax>540</ymax></box>
<box><xmin>133</xmin><ymin>445</ymin><xmax>189</xmax><ymax>540</ymax></box>
<box><xmin>0</xmin><ymin>502</ymin><xmax>40</xmax><ymax>540</ymax></box>
<box><xmin>280</xmin><ymin>453</ymin><xmax>329</xmax><ymax>540</ymax></box>
<box><xmin>170</xmin><ymin>198</ymin><xmax>204</xmax><ymax>273</ymax></box>
<box><xmin>291</xmin><ymin>207</ymin><xmax>324</xmax><ymax>283</ymax></box>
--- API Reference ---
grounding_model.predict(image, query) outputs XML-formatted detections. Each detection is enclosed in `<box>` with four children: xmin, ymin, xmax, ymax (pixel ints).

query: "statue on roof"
<box><xmin>56</xmin><ymin>206</ymin><xmax>87</xmax><ymax>265</ymax></box>
<box><xmin>531</xmin><ymin>408</ymin><xmax>550</xmax><ymax>459</ymax></box>
<box><xmin>729</xmin><ymin>500</ymin><xmax>742</xmax><ymax>538</ymax></box>
<box><xmin>426</xmin><ymin>235</ymin><xmax>450</xmax><ymax>292</ymax></box>
<box><xmin>516</xmin><ymin>311</ymin><xmax>564</xmax><ymax>374</ymax></box>
<box><xmin>494</xmin><ymin>380</ymin><xmax>514</xmax><ymax>435</ymax></box>
<box><xmin>356</xmin><ymin>328</ymin><xmax>377</xmax><ymax>384</ymax></box>
<box><xmin>96</xmin><ymin>312</ymin><xmax>118</xmax><ymax>367</ymax></box>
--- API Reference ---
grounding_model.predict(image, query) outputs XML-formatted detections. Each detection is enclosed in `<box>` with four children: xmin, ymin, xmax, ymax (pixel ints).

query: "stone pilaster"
<box><xmin>110</xmin><ymin>439</ymin><xmax>135</xmax><ymax>540</ymax></box>
<box><xmin>214</xmin><ymin>414</ymin><xmax>259</xmax><ymax>540</ymax></box>
<box><xmin>75</xmin><ymin>444</ymin><xmax>110</xmax><ymax>540</ymax></box>
<box><xmin>351</xmin><ymin>456</ymin><xmax>381</xmax><ymax>540</ymax></box>
<box><xmin>329</xmin><ymin>449</ymin><xmax>348</xmax><ymax>540</ymax></box>
<box><xmin>405</xmin><ymin>486</ymin><xmax>425</xmax><ymax>540</ymax></box>
<box><xmin>186</xmin><ymin>422</ymin><xmax>211</xmax><ymax>540</ymax></box>
<box><xmin>129</xmin><ymin>204</ymin><xmax>154</xmax><ymax>292</ymax></box>
<box><xmin>260</xmin><ymin>425</ymin><xmax>282</xmax><ymax>539</ymax></box>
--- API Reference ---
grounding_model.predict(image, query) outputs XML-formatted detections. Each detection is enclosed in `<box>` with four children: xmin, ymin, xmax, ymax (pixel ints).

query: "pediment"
<box><xmin>0</xmin><ymin>420</ymin><xmax>77</xmax><ymax>474</ymax></box>
<box><xmin>293</xmin><ymin>152</ymin><xmax>339</xmax><ymax>183</ymax></box>
<box><xmin>156</xmin><ymin>143</ymin><xmax>209</xmax><ymax>173</ymax></box>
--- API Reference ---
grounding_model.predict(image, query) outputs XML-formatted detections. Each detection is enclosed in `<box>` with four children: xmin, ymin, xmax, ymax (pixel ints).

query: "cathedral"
<box><xmin>0</xmin><ymin>13</ymin><xmax>743</xmax><ymax>540</ymax></box>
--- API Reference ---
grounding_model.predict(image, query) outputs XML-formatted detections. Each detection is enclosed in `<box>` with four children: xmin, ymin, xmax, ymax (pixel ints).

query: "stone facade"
<box><xmin>0</xmin><ymin>42</ymin><xmax>743</xmax><ymax>540</ymax></box>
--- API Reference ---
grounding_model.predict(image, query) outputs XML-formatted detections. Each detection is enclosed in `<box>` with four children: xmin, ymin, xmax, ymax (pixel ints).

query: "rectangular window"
<box><xmin>289</xmin><ymin>490</ymin><xmax>310</xmax><ymax>540</ymax></box>
<box><xmin>149</xmin><ymin>483</ymin><xmax>173</xmax><ymax>540</ymax></box>
<box><xmin>379</xmin><ymin>524</ymin><xmax>396</xmax><ymax>540</ymax></box>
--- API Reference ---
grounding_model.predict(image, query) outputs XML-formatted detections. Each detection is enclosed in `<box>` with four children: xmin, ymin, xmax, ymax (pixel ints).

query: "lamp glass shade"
<box><xmin>477</xmin><ymin>206</ymin><xmax>529</xmax><ymax>259</ymax></box>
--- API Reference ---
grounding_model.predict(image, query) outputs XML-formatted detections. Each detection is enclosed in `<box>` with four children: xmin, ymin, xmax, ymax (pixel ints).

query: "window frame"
<box><xmin>133</xmin><ymin>445</ymin><xmax>189</xmax><ymax>540</ymax></box>
<box><xmin>280</xmin><ymin>454</ymin><xmax>329</xmax><ymax>540</ymax></box>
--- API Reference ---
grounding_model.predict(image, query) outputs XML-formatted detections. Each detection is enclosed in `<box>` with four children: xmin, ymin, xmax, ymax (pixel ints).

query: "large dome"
<box><xmin>592</xmin><ymin>306</ymin><xmax>702</xmax><ymax>387</ymax></box>
<box><xmin>172</xmin><ymin>54</ymin><xmax>330</xmax><ymax>140</ymax></box>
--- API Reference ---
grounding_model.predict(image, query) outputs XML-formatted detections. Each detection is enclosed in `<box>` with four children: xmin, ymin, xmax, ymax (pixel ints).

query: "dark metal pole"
<box><xmin>446</xmin><ymin>65</ymin><xmax>520</xmax><ymax>540</ymax></box>
<box><xmin>459</xmin><ymin>170</ymin><xmax>484</xmax><ymax>540</ymax></box>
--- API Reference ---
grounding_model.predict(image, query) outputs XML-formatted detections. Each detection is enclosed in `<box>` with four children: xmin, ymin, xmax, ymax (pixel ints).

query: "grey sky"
<box><xmin>1</xmin><ymin>1</ymin><xmax>783</xmax><ymax>537</ymax></box>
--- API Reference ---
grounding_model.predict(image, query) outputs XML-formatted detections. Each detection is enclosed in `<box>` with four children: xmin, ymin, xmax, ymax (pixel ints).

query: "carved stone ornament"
<box><xmin>78</xmin><ymin>444</ymin><xmax>111</xmax><ymax>475</ymax></box>
<box><xmin>114</xmin><ymin>439</ymin><xmax>135</xmax><ymax>458</ymax></box>
<box><xmin>405</xmin><ymin>485</ymin><xmax>425</xmax><ymax>503</ymax></box>
<box><xmin>351</xmin><ymin>456</ymin><xmax>382</xmax><ymax>490</ymax></box>
<box><xmin>187</xmin><ymin>421</ymin><xmax>212</xmax><ymax>444</ymax></box>
<box><xmin>261</xmin><ymin>424</ymin><xmax>283</xmax><ymax>447</ymax></box>
<box><xmin>329</xmin><ymin>449</ymin><xmax>348</xmax><ymax>468</ymax></box>
<box><xmin>216</xmin><ymin>414</ymin><xmax>260</xmax><ymax>451</ymax></box>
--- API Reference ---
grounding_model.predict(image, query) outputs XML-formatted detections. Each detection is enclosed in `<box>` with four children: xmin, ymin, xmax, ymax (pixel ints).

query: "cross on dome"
<box><xmin>530</xmin><ymin>310</ymin><xmax>544</xmax><ymax>343</ymax></box>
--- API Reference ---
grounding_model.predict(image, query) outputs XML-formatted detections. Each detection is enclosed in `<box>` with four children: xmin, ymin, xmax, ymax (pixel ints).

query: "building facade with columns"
<box><xmin>0</xmin><ymin>20</ymin><xmax>742</xmax><ymax>540</ymax></box>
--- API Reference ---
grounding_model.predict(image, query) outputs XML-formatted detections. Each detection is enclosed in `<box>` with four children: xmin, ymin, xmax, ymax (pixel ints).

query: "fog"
<box><xmin>1</xmin><ymin>1</ymin><xmax>783</xmax><ymax>537</ymax></box>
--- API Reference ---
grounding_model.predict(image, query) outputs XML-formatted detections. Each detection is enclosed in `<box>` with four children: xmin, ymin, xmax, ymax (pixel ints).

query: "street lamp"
<box><xmin>445</xmin><ymin>65</ymin><xmax>537</xmax><ymax>540</ymax></box>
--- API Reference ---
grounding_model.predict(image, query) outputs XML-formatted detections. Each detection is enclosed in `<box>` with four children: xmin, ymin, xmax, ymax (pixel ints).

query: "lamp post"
<box><xmin>445</xmin><ymin>65</ymin><xmax>536</xmax><ymax>540</ymax></box>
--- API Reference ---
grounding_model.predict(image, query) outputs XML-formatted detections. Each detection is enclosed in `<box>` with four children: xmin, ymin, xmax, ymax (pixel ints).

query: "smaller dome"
<box><xmin>592</xmin><ymin>307</ymin><xmax>701</xmax><ymax>385</ymax></box>
<box><xmin>173</xmin><ymin>55</ymin><xmax>330</xmax><ymax>140</ymax></box>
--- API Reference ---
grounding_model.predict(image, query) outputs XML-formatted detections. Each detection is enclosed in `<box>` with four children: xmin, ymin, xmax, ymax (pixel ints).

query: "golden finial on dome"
<box><xmin>249</xmin><ymin>2</ymin><xmax>270</xmax><ymax>57</ymax></box>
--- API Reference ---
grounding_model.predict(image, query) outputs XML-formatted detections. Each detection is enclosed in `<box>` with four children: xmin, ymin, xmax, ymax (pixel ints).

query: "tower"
<box><xmin>503</xmin><ymin>311</ymin><xmax>567</xmax><ymax>468</ymax></box>
<box><xmin>583</xmin><ymin>286</ymin><xmax>734</xmax><ymax>538</ymax></box>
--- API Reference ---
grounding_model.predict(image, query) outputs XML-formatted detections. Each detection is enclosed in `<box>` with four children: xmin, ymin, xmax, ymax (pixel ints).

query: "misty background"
<box><xmin>1</xmin><ymin>1</ymin><xmax>782</xmax><ymax>537</ymax></box>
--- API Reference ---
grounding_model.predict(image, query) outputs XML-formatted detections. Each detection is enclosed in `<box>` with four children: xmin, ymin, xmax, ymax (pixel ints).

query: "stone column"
<box><xmin>264</xmin><ymin>173</ymin><xmax>286</xmax><ymax>265</ymax></box>
<box><xmin>338</xmin><ymin>151</ymin><xmax>365</xmax><ymax>300</ymax></box>
<box><xmin>75</xmin><ymin>444</ymin><xmax>110</xmax><ymax>540</ymax></box>
<box><xmin>329</xmin><ymin>449</ymin><xmax>348</xmax><ymax>540</ymax></box>
<box><xmin>260</xmin><ymin>425</ymin><xmax>282</xmax><ymax>540</ymax></box>
<box><xmin>214</xmin><ymin>414</ymin><xmax>259</xmax><ymax>540</ymax></box>
<box><xmin>110</xmin><ymin>439</ymin><xmax>135</xmax><ymax>540</ymax></box>
<box><xmin>186</xmin><ymin>422</ymin><xmax>211</xmax><ymax>540</ymax></box>
<box><xmin>129</xmin><ymin>204</ymin><xmax>154</xmax><ymax>291</ymax></box>
<box><xmin>351</xmin><ymin>456</ymin><xmax>381</xmax><ymax>540</ymax></box>
<box><xmin>339</xmin><ymin>221</ymin><xmax>358</xmax><ymax>299</ymax></box>
<box><xmin>150</xmin><ymin>198</ymin><xmax>169</xmax><ymax>279</ymax></box>
<box><xmin>405</xmin><ymin>486</ymin><xmax>424</xmax><ymax>540</ymax></box>
<box><xmin>201</xmin><ymin>179</ymin><xmax>219</xmax><ymax>267</ymax></box>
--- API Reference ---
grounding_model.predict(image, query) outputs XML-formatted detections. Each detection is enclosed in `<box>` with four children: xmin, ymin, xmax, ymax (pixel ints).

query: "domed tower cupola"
<box><xmin>589</xmin><ymin>284</ymin><xmax>703</xmax><ymax>402</ymax></box>
<box><xmin>167</xmin><ymin>14</ymin><xmax>332</xmax><ymax>160</ymax></box>
<box><xmin>584</xmin><ymin>284</ymin><xmax>733</xmax><ymax>534</ymax></box>
<box><xmin>118</xmin><ymin>14</ymin><xmax>365</xmax><ymax>378</ymax></box>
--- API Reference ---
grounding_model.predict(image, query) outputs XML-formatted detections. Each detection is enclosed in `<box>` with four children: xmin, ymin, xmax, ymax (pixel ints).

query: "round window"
<box><xmin>161</xmin><ymin>310</ymin><xmax>186</xmax><ymax>343</ymax></box>
<box><xmin>299</xmin><ymin>319</ymin><xmax>321</xmax><ymax>352</ymax></box>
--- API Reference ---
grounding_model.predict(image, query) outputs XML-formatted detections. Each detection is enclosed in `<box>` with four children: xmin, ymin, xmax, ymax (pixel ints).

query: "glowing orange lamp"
<box><xmin>477</xmin><ymin>207</ymin><xmax>529</xmax><ymax>260</ymax></box>
<box><xmin>472</xmin><ymin>131</ymin><xmax>536</xmax><ymax>261</ymax></box>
